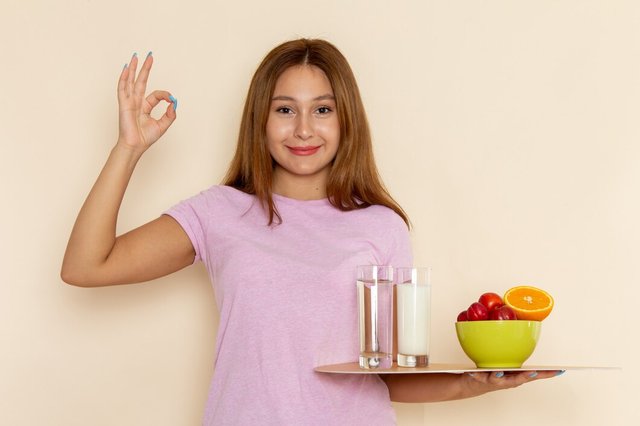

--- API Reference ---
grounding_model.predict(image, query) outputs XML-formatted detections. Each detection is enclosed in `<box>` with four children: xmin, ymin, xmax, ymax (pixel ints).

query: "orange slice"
<box><xmin>503</xmin><ymin>285</ymin><xmax>554</xmax><ymax>321</ymax></box>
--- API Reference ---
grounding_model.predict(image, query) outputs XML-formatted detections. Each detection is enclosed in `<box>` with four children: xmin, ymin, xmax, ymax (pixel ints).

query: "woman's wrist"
<box><xmin>113</xmin><ymin>139</ymin><xmax>146</xmax><ymax>165</ymax></box>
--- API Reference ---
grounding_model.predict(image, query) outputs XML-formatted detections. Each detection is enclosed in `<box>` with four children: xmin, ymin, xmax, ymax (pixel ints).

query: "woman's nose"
<box><xmin>294</xmin><ymin>114</ymin><xmax>313</xmax><ymax>140</ymax></box>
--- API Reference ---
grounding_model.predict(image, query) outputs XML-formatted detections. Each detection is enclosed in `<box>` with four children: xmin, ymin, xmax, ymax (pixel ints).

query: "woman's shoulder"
<box><xmin>352</xmin><ymin>203</ymin><xmax>408</xmax><ymax>229</ymax></box>
<box><xmin>191</xmin><ymin>184</ymin><xmax>252</xmax><ymax>201</ymax></box>
<box><xmin>171</xmin><ymin>185</ymin><xmax>255</xmax><ymax>213</ymax></box>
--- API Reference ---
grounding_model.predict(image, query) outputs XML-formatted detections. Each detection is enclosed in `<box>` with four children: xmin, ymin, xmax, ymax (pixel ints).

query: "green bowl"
<box><xmin>455</xmin><ymin>320</ymin><xmax>541</xmax><ymax>368</ymax></box>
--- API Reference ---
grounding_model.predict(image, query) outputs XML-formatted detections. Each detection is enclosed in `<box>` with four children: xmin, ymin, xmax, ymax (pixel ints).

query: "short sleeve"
<box><xmin>163</xmin><ymin>193</ymin><xmax>210</xmax><ymax>265</ymax></box>
<box><xmin>383</xmin><ymin>212</ymin><xmax>413</xmax><ymax>268</ymax></box>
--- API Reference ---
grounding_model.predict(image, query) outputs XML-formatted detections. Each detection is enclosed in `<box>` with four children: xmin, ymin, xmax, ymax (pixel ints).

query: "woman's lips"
<box><xmin>287</xmin><ymin>145</ymin><xmax>321</xmax><ymax>156</ymax></box>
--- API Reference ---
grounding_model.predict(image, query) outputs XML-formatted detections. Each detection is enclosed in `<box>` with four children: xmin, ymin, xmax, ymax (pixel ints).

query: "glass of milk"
<box><xmin>396</xmin><ymin>267</ymin><xmax>431</xmax><ymax>367</ymax></box>
<box><xmin>357</xmin><ymin>265</ymin><xmax>394</xmax><ymax>369</ymax></box>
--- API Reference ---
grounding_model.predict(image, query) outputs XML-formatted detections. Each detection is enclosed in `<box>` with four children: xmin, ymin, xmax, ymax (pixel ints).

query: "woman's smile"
<box><xmin>286</xmin><ymin>145</ymin><xmax>322</xmax><ymax>156</ymax></box>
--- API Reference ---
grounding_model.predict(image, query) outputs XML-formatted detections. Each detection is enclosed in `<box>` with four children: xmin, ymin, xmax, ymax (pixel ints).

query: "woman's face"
<box><xmin>266</xmin><ymin>65</ymin><xmax>340</xmax><ymax>195</ymax></box>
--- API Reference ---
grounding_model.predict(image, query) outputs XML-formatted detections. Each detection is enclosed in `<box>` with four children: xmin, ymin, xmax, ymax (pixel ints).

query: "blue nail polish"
<box><xmin>528</xmin><ymin>372</ymin><xmax>538</xmax><ymax>378</ymax></box>
<box><xmin>169</xmin><ymin>95</ymin><xmax>178</xmax><ymax>110</ymax></box>
<box><xmin>495</xmin><ymin>371</ymin><xmax>504</xmax><ymax>378</ymax></box>
<box><xmin>133</xmin><ymin>52</ymin><xmax>137</xmax><ymax>57</ymax></box>
<box><xmin>123</xmin><ymin>63</ymin><xmax>128</xmax><ymax>70</ymax></box>
<box><xmin>147</xmin><ymin>51</ymin><xmax>153</xmax><ymax>58</ymax></box>
<box><xmin>555</xmin><ymin>370</ymin><xmax>566</xmax><ymax>376</ymax></box>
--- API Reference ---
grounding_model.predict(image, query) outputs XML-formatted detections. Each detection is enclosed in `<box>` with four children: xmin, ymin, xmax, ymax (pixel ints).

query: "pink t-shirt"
<box><xmin>165</xmin><ymin>185</ymin><xmax>412</xmax><ymax>425</ymax></box>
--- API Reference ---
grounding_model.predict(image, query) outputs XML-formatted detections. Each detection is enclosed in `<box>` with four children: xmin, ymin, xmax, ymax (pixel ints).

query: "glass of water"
<box><xmin>357</xmin><ymin>265</ymin><xmax>394</xmax><ymax>369</ymax></box>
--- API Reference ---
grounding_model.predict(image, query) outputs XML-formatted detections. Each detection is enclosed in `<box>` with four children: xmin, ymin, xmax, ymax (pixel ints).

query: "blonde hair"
<box><xmin>223</xmin><ymin>38</ymin><xmax>409</xmax><ymax>227</ymax></box>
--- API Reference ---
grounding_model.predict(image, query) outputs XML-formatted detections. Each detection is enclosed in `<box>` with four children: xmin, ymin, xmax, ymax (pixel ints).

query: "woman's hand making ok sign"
<box><xmin>117</xmin><ymin>52</ymin><xmax>177</xmax><ymax>153</ymax></box>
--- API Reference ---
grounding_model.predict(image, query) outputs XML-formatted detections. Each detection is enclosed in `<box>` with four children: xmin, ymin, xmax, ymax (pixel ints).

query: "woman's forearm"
<box><xmin>61</xmin><ymin>143</ymin><xmax>143</xmax><ymax>284</ymax></box>
<box><xmin>382</xmin><ymin>373</ymin><xmax>472</xmax><ymax>403</ymax></box>
<box><xmin>382</xmin><ymin>369</ymin><xmax>562</xmax><ymax>403</ymax></box>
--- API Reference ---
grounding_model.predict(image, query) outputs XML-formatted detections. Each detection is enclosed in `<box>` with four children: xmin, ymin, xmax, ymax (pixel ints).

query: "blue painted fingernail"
<box><xmin>495</xmin><ymin>371</ymin><xmax>504</xmax><ymax>378</ymax></box>
<box><xmin>132</xmin><ymin>52</ymin><xmax>137</xmax><ymax>58</ymax></box>
<box><xmin>169</xmin><ymin>95</ymin><xmax>178</xmax><ymax>110</ymax></box>
<box><xmin>147</xmin><ymin>51</ymin><xmax>153</xmax><ymax>58</ymax></box>
<box><xmin>555</xmin><ymin>370</ymin><xmax>566</xmax><ymax>376</ymax></box>
<box><xmin>528</xmin><ymin>372</ymin><xmax>538</xmax><ymax>378</ymax></box>
<box><xmin>123</xmin><ymin>63</ymin><xmax>128</xmax><ymax>70</ymax></box>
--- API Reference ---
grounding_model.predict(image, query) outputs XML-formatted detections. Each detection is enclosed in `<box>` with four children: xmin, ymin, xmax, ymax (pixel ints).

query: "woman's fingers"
<box><xmin>156</xmin><ymin>102</ymin><xmax>177</xmax><ymax>133</ymax></box>
<box><xmin>135</xmin><ymin>90</ymin><xmax>177</xmax><ymax>142</ymax></box>
<box><xmin>117</xmin><ymin>53</ymin><xmax>140</xmax><ymax>102</ymax></box>
<box><xmin>467</xmin><ymin>369</ymin><xmax>564</xmax><ymax>391</ymax></box>
<box><xmin>117</xmin><ymin>63</ymin><xmax>128</xmax><ymax>96</ymax></box>
<box><xmin>142</xmin><ymin>90</ymin><xmax>173</xmax><ymax>115</ymax></box>
<box><xmin>134</xmin><ymin>52</ymin><xmax>153</xmax><ymax>98</ymax></box>
<box><xmin>143</xmin><ymin>90</ymin><xmax>177</xmax><ymax>132</ymax></box>
<box><xmin>118</xmin><ymin>52</ymin><xmax>158</xmax><ymax>104</ymax></box>
<box><xmin>117</xmin><ymin>64</ymin><xmax>132</xmax><ymax>103</ymax></box>
<box><xmin>115</xmin><ymin>53</ymin><xmax>177</xmax><ymax>148</ymax></box>
<box><xmin>127</xmin><ymin>53</ymin><xmax>138</xmax><ymax>90</ymax></box>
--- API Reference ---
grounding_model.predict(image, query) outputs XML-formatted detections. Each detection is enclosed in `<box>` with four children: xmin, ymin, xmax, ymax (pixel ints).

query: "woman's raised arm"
<box><xmin>61</xmin><ymin>53</ymin><xmax>194</xmax><ymax>287</ymax></box>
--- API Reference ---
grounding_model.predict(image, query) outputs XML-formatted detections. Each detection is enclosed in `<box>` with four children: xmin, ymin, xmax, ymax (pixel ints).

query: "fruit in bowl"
<box><xmin>455</xmin><ymin>320</ymin><xmax>541</xmax><ymax>368</ymax></box>
<box><xmin>503</xmin><ymin>286</ymin><xmax>554</xmax><ymax>321</ymax></box>
<box><xmin>454</xmin><ymin>286</ymin><xmax>553</xmax><ymax>368</ymax></box>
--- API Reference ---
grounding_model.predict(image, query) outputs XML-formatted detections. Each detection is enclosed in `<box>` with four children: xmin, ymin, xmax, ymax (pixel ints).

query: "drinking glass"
<box><xmin>396</xmin><ymin>267</ymin><xmax>431</xmax><ymax>367</ymax></box>
<box><xmin>357</xmin><ymin>265</ymin><xmax>394</xmax><ymax>369</ymax></box>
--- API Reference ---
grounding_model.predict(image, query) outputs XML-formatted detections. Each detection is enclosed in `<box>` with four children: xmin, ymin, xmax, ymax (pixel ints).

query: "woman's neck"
<box><xmin>272</xmin><ymin>167</ymin><xmax>329</xmax><ymax>200</ymax></box>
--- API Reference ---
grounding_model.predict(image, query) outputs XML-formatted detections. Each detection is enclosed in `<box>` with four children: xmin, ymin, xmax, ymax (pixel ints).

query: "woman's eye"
<box><xmin>276</xmin><ymin>106</ymin><xmax>293</xmax><ymax>114</ymax></box>
<box><xmin>316</xmin><ymin>106</ymin><xmax>332</xmax><ymax>114</ymax></box>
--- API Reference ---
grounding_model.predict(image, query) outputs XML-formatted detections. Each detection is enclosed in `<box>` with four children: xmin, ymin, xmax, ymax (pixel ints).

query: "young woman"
<box><xmin>61</xmin><ymin>39</ymin><xmax>560</xmax><ymax>425</ymax></box>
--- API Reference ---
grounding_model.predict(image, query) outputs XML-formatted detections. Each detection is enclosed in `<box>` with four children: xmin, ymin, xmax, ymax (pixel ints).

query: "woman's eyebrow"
<box><xmin>271</xmin><ymin>94</ymin><xmax>335</xmax><ymax>101</ymax></box>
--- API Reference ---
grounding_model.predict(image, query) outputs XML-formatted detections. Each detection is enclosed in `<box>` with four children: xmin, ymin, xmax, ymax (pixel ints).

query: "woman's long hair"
<box><xmin>223</xmin><ymin>38</ymin><xmax>410</xmax><ymax>228</ymax></box>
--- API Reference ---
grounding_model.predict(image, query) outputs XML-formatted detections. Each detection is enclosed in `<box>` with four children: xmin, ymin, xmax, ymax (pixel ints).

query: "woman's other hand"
<box><xmin>463</xmin><ymin>370</ymin><xmax>564</xmax><ymax>395</ymax></box>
